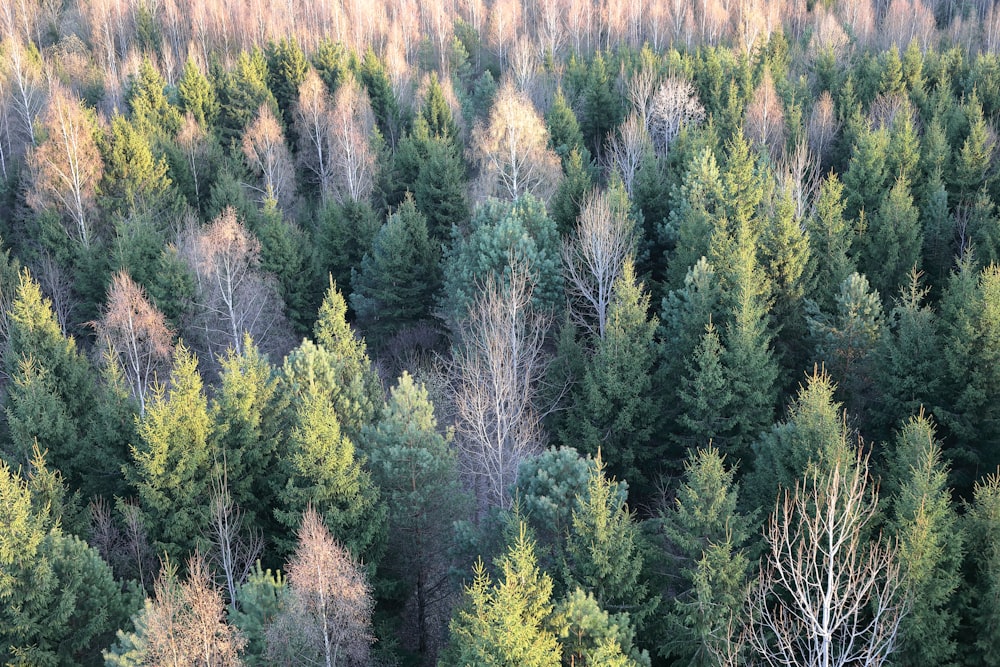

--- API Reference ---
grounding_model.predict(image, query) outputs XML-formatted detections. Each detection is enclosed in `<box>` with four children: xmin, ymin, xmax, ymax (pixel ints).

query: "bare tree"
<box><xmin>179</xmin><ymin>207</ymin><xmax>289</xmax><ymax>363</ymax></box>
<box><xmin>328</xmin><ymin>76</ymin><xmax>377</xmax><ymax>205</ymax></box>
<box><xmin>779</xmin><ymin>138</ymin><xmax>821</xmax><ymax>221</ymax></box>
<box><xmin>207</xmin><ymin>470</ymin><xmax>263</xmax><ymax>610</ymax></box>
<box><xmin>177</xmin><ymin>113</ymin><xmax>208</xmax><ymax>204</ymax></box>
<box><xmin>744</xmin><ymin>68</ymin><xmax>786</xmax><ymax>163</ymax></box>
<box><xmin>648</xmin><ymin>75</ymin><xmax>706</xmax><ymax>157</ymax></box>
<box><xmin>471</xmin><ymin>80</ymin><xmax>562</xmax><ymax>203</ymax></box>
<box><xmin>747</xmin><ymin>451</ymin><xmax>906</xmax><ymax>667</ymax></box>
<box><xmin>144</xmin><ymin>553</ymin><xmax>247</xmax><ymax>667</ymax></box>
<box><xmin>562</xmin><ymin>189</ymin><xmax>637</xmax><ymax>339</ymax></box>
<box><xmin>268</xmin><ymin>506</ymin><xmax>375</xmax><ymax>667</ymax></box>
<box><xmin>486</xmin><ymin>0</ymin><xmax>523</xmax><ymax>63</ymax></box>
<box><xmin>26</xmin><ymin>82</ymin><xmax>103</xmax><ymax>248</ymax></box>
<box><xmin>449</xmin><ymin>264</ymin><xmax>552</xmax><ymax>511</ymax></box>
<box><xmin>626</xmin><ymin>64</ymin><xmax>659</xmax><ymax>124</ymax></box>
<box><xmin>93</xmin><ymin>271</ymin><xmax>173</xmax><ymax>416</ymax></box>
<box><xmin>603</xmin><ymin>110</ymin><xmax>651</xmax><ymax>195</ymax></box>
<box><xmin>294</xmin><ymin>69</ymin><xmax>335</xmax><ymax>200</ymax></box>
<box><xmin>807</xmin><ymin>91</ymin><xmax>838</xmax><ymax>164</ymax></box>
<box><xmin>242</xmin><ymin>104</ymin><xmax>295</xmax><ymax>210</ymax></box>
<box><xmin>0</xmin><ymin>35</ymin><xmax>45</xmax><ymax>159</ymax></box>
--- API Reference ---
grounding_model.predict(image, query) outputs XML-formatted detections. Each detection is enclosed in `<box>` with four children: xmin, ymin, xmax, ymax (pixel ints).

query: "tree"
<box><xmin>216</xmin><ymin>49</ymin><xmax>278</xmax><ymax>144</ymax></box>
<box><xmin>446</xmin><ymin>523</ymin><xmax>561</xmax><ymax>667</ymax></box>
<box><xmin>562</xmin><ymin>188</ymin><xmax>638</xmax><ymax>339</ymax></box>
<box><xmin>562</xmin><ymin>261</ymin><xmax>661</xmax><ymax>494</ymax></box>
<box><xmin>266</xmin><ymin>507</ymin><xmax>374</xmax><ymax>667</ymax></box>
<box><xmin>648</xmin><ymin>76</ymin><xmax>706</xmax><ymax>157</ymax></box>
<box><xmin>471</xmin><ymin>80</ymin><xmax>562</xmax><ymax>203</ymax></box>
<box><xmin>743</xmin><ymin>68</ymin><xmax>785</xmax><ymax>162</ymax></box>
<box><xmin>887</xmin><ymin>412</ymin><xmax>962</xmax><ymax>667</ymax></box>
<box><xmin>364</xmin><ymin>372</ymin><xmax>470</xmax><ymax>658</ymax></box>
<box><xmin>805</xmin><ymin>173</ymin><xmax>854</xmax><ymax>313</ymax></box>
<box><xmin>964</xmin><ymin>469</ymin><xmax>1000</xmax><ymax>664</ymax></box>
<box><xmin>350</xmin><ymin>197</ymin><xmax>441</xmax><ymax>348</ymax></box>
<box><xmin>242</xmin><ymin>104</ymin><xmax>295</xmax><ymax>210</ymax></box>
<box><xmin>443</xmin><ymin>194</ymin><xmax>563</xmax><ymax>319</ymax></box>
<box><xmin>674</xmin><ymin>319</ymin><xmax>734</xmax><ymax>451</ymax></box>
<box><xmin>328</xmin><ymin>75</ymin><xmax>378</xmax><ymax>204</ymax></box>
<box><xmin>450</xmin><ymin>265</ymin><xmax>552</xmax><ymax>511</ymax></box>
<box><xmin>857</xmin><ymin>177</ymin><xmax>923</xmax><ymax>300</ymax></box>
<box><xmin>563</xmin><ymin>453</ymin><xmax>654</xmax><ymax>634</ymax></box>
<box><xmin>26</xmin><ymin>83</ymin><xmax>103</xmax><ymax>248</ymax></box>
<box><xmin>294</xmin><ymin>69</ymin><xmax>336</xmax><ymax>200</ymax></box>
<box><xmin>553</xmin><ymin>588</ymin><xmax>648</xmax><ymax>667</ymax></box>
<box><xmin>179</xmin><ymin>207</ymin><xmax>290</xmax><ymax>363</ymax></box>
<box><xmin>94</xmin><ymin>270</ymin><xmax>173</xmax><ymax>416</ymax></box>
<box><xmin>660</xmin><ymin>447</ymin><xmax>754</xmax><ymax>667</ymax></box>
<box><xmin>100</xmin><ymin>113</ymin><xmax>172</xmax><ymax>217</ymax></box>
<box><xmin>127</xmin><ymin>58</ymin><xmax>182</xmax><ymax>138</ymax></box>
<box><xmin>127</xmin><ymin>343</ymin><xmax>214</xmax><ymax>562</ymax></box>
<box><xmin>747</xmin><ymin>451</ymin><xmax>906</xmax><ymax>667</ymax></box>
<box><xmin>604</xmin><ymin>112</ymin><xmax>651</xmax><ymax>195</ymax></box>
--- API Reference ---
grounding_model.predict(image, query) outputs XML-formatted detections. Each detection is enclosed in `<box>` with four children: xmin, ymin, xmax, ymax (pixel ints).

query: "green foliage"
<box><xmin>215</xmin><ymin>49</ymin><xmax>278</xmax><ymax>144</ymax></box>
<box><xmin>547</xmin><ymin>89</ymin><xmax>586</xmax><ymax>166</ymax></box>
<box><xmin>443</xmin><ymin>194</ymin><xmax>563</xmax><ymax>319</ymax></box>
<box><xmin>177</xmin><ymin>57</ymin><xmax>218</xmax><ymax>128</ymax></box>
<box><xmin>100</xmin><ymin>114</ymin><xmax>173</xmax><ymax>215</ymax></box>
<box><xmin>964</xmin><ymin>470</ymin><xmax>1000</xmax><ymax>665</ymax></box>
<box><xmin>561</xmin><ymin>262</ymin><xmax>661</xmax><ymax>494</ymax></box>
<box><xmin>549</xmin><ymin>148</ymin><xmax>595</xmax><ymax>235</ymax></box>
<box><xmin>446</xmin><ymin>523</ymin><xmax>561</xmax><ymax>667</ymax></box>
<box><xmin>663</xmin><ymin>147</ymin><xmax>726</xmax><ymax>288</ymax></box>
<box><xmin>856</xmin><ymin>177</ymin><xmax>923</xmax><ymax>299</ymax></box>
<box><xmin>659</xmin><ymin>448</ymin><xmax>752</xmax><ymax>667</ymax></box>
<box><xmin>675</xmin><ymin>319</ymin><xmax>733</xmax><ymax>451</ymax></box>
<box><xmin>311</xmin><ymin>39</ymin><xmax>351</xmax><ymax>92</ymax></box>
<box><xmin>806</xmin><ymin>174</ymin><xmax>855</xmax><ymax>313</ymax></box>
<box><xmin>552</xmin><ymin>588</ymin><xmax>649</xmax><ymax>667</ymax></box>
<box><xmin>313</xmin><ymin>199</ymin><xmax>381</xmax><ymax>300</ymax></box>
<box><xmin>563</xmin><ymin>454</ymin><xmax>654</xmax><ymax>634</ymax></box>
<box><xmin>127</xmin><ymin>59</ymin><xmax>181</xmax><ymax>137</ymax></box>
<box><xmin>888</xmin><ymin>413</ymin><xmax>962</xmax><ymax>667</ymax></box>
<box><xmin>230</xmin><ymin>564</ymin><xmax>287</xmax><ymax>666</ymax></box>
<box><xmin>127</xmin><ymin>343</ymin><xmax>214</xmax><ymax>561</ymax></box>
<box><xmin>350</xmin><ymin>198</ymin><xmax>441</xmax><ymax>348</ymax></box>
<box><xmin>265</xmin><ymin>37</ymin><xmax>309</xmax><ymax>128</ymax></box>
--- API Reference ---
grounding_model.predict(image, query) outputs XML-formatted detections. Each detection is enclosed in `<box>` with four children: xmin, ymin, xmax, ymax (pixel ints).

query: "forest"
<box><xmin>3</xmin><ymin>0</ymin><xmax>1000</xmax><ymax>664</ymax></box>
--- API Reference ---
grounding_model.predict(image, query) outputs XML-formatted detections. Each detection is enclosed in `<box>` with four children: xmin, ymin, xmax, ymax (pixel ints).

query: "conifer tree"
<box><xmin>660</xmin><ymin>447</ymin><xmax>753</xmax><ymax>667</ymax></box>
<box><xmin>888</xmin><ymin>413</ymin><xmax>962</xmax><ymax>667</ymax></box>
<box><xmin>561</xmin><ymin>262</ymin><xmax>661</xmax><ymax>493</ymax></box>
<box><xmin>553</xmin><ymin>589</ymin><xmax>649</xmax><ymax>667</ymax></box>
<box><xmin>965</xmin><ymin>469</ymin><xmax>1000</xmax><ymax>665</ymax></box>
<box><xmin>127</xmin><ymin>343</ymin><xmax>214</xmax><ymax>561</ymax></box>
<box><xmin>549</xmin><ymin>148</ymin><xmax>595</xmax><ymax>235</ymax></box>
<box><xmin>805</xmin><ymin>174</ymin><xmax>854</xmax><ymax>314</ymax></box>
<box><xmin>446</xmin><ymin>523</ymin><xmax>561</xmax><ymax>667</ymax></box>
<box><xmin>857</xmin><ymin>176</ymin><xmax>923</xmax><ymax>300</ymax></box>
<box><xmin>351</xmin><ymin>197</ymin><xmax>442</xmax><ymax>347</ymax></box>
<box><xmin>664</xmin><ymin>147</ymin><xmax>725</xmax><ymax>288</ymax></box>
<box><xmin>127</xmin><ymin>58</ymin><xmax>182</xmax><ymax>138</ymax></box>
<box><xmin>675</xmin><ymin>320</ymin><xmax>733</xmax><ymax>451</ymax></box>
<box><xmin>178</xmin><ymin>57</ymin><xmax>218</xmax><ymax>127</ymax></box>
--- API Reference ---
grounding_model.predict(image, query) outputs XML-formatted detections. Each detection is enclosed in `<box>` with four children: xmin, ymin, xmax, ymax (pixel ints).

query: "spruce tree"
<box><xmin>178</xmin><ymin>57</ymin><xmax>218</xmax><ymax>127</ymax></box>
<box><xmin>805</xmin><ymin>174</ymin><xmax>854</xmax><ymax>314</ymax></box>
<box><xmin>888</xmin><ymin>413</ymin><xmax>963</xmax><ymax>667</ymax></box>
<box><xmin>965</xmin><ymin>470</ymin><xmax>1000</xmax><ymax>665</ymax></box>
<box><xmin>857</xmin><ymin>176</ymin><xmax>923</xmax><ymax>300</ymax></box>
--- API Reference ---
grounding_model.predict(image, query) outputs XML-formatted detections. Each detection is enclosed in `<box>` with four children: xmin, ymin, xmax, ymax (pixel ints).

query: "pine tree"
<box><xmin>446</xmin><ymin>523</ymin><xmax>561</xmax><ymax>667</ymax></box>
<box><xmin>660</xmin><ymin>447</ymin><xmax>753</xmax><ymax>667</ymax></box>
<box><xmin>363</xmin><ymin>372</ymin><xmax>469</xmax><ymax>656</ymax></box>
<box><xmin>888</xmin><ymin>412</ymin><xmax>962</xmax><ymax>667</ymax></box>
<box><xmin>127</xmin><ymin>343</ymin><xmax>214</xmax><ymax>561</ymax></box>
<box><xmin>553</xmin><ymin>588</ymin><xmax>649</xmax><ymax>667</ymax></box>
<box><xmin>351</xmin><ymin>197</ymin><xmax>442</xmax><ymax>347</ymax></box>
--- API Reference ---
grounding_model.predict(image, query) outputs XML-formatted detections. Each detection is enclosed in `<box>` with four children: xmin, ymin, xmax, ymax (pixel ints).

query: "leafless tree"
<box><xmin>34</xmin><ymin>251</ymin><xmax>74</xmax><ymax>334</ymax></box>
<box><xmin>144</xmin><ymin>552</ymin><xmax>247</xmax><ymax>667</ymax></box>
<box><xmin>471</xmin><ymin>80</ymin><xmax>562</xmax><ymax>203</ymax></box>
<box><xmin>562</xmin><ymin>189</ymin><xmax>637</xmax><ymax>339</ymax></box>
<box><xmin>26</xmin><ymin>82</ymin><xmax>103</xmax><ymax>248</ymax></box>
<box><xmin>328</xmin><ymin>76</ymin><xmax>377</xmax><ymax>205</ymax></box>
<box><xmin>603</xmin><ymin>110</ymin><xmax>651</xmax><ymax>195</ymax></box>
<box><xmin>807</xmin><ymin>7</ymin><xmax>850</xmax><ymax>64</ymax></box>
<box><xmin>267</xmin><ymin>506</ymin><xmax>375</xmax><ymax>667</ymax></box>
<box><xmin>808</xmin><ymin>91</ymin><xmax>839</xmax><ymax>164</ymax></box>
<box><xmin>242</xmin><ymin>104</ymin><xmax>295</xmax><ymax>210</ymax></box>
<box><xmin>744</xmin><ymin>68</ymin><xmax>786</xmax><ymax>163</ymax></box>
<box><xmin>779</xmin><ymin>138</ymin><xmax>821</xmax><ymax>220</ymax></box>
<box><xmin>207</xmin><ymin>469</ymin><xmax>263</xmax><ymax>610</ymax></box>
<box><xmin>626</xmin><ymin>65</ymin><xmax>659</xmax><ymax>124</ymax></box>
<box><xmin>648</xmin><ymin>75</ymin><xmax>706</xmax><ymax>157</ymax></box>
<box><xmin>179</xmin><ymin>207</ymin><xmax>290</xmax><ymax>364</ymax></box>
<box><xmin>881</xmin><ymin>0</ymin><xmax>936</xmax><ymax>51</ymax></box>
<box><xmin>508</xmin><ymin>36</ymin><xmax>539</xmax><ymax>94</ymax></box>
<box><xmin>487</xmin><ymin>0</ymin><xmax>523</xmax><ymax>63</ymax></box>
<box><xmin>177</xmin><ymin>113</ymin><xmax>209</xmax><ymax>204</ymax></box>
<box><xmin>747</xmin><ymin>451</ymin><xmax>906</xmax><ymax>667</ymax></box>
<box><xmin>838</xmin><ymin>0</ymin><xmax>875</xmax><ymax>48</ymax></box>
<box><xmin>294</xmin><ymin>69</ymin><xmax>335</xmax><ymax>200</ymax></box>
<box><xmin>867</xmin><ymin>93</ymin><xmax>914</xmax><ymax>132</ymax></box>
<box><xmin>93</xmin><ymin>271</ymin><xmax>174</xmax><ymax>416</ymax></box>
<box><xmin>0</xmin><ymin>35</ymin><xmax>45</xmax><ymax>159</ymax></box>
<box><xmin>449</xmin><ymin>264</ymin><xmax>552</xmax><ymax>511</ymax></box>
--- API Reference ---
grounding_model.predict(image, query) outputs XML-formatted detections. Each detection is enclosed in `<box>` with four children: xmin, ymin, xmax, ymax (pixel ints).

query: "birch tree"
<box><xmin>242</xmin><ymin>104</ymin><xmax>295</xmax><ymax>209</ymax></box>
<box><xmin>328</xmin><ymin>76</ymin><xmax>377</xmax><ymax>204</ymax></box>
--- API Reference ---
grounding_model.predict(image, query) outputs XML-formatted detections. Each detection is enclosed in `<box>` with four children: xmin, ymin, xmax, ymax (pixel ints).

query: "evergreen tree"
<box><xmin>547</xmin><ymin>88</ymin><xmax>587</xmax><ymax>167</ymax></box>
<box><xmin>888</xmin><ymin>413</ymin><xmax>963</xmax><ymax>667</ymax></box>
<box><xmin>805</xmin><ymin>174</ymin><xmax>855</xmax><ymax>313</ymax></box>
<box><xmin>351</xmin><ymin>197</ymin><xmax>441</xmax><ymax>348</ymax></box>
<box><xmin>127</xmin><ymin>58</ymin><xmax>182</xmax><ymax>138</ymax></box>
<box><xmin>952</xmin><ymin>91</ymin><xmax>994</xmax><ymax>201</ymax></box>
<box><xmin>313</xmin><ymin>199</ymin><xmax>381</xmax><ymax>301</ymax></box>
<box><xmin>660</xmin><ymin>447</ymin><xmax>753</xmax><ymax>667</ymax></box>
<box><xmin>553</xmin><ymin>589</ymin><xmax>649</xmax><ymax>667</ymax></box>
<box><xmin>563</xmin><ymin>454</ymin><xmax>655</xmax><ymax>634</ymax></box>
<box><xmin>216</xmin><ymin>49</ymin><xmax>278</xmax><ymax>144</ymax></box>
<box><xmin>127</xmin><ymin>343</ymin><xmax>214</xmax><ymax>561</ymax></box>
<box><xmin>857</xmin><ymin>176</ymin><xmax>923</xmax><ymax>300</ymax></box>
<box><xmin>363</xmin><ymin>372</ymin><xmax>470</xmax><ymax>656</ymax></box>
<box><xmin>446</xmin><ymin>524</ymin><xmax>561</xmax><ymax>667</ymax></box>
<box><xmin>549</xmin><ymin>148</ymin><xmax>595</xmax><ymax>235</ymax></box>
<box><xmin>675</xmin><ymin>320</ymin><xmax>733</xmax><ymax>452</ymax></box>
<box><xmin>580</xmin><ymin>53</ymin><xmax>621</xmax><ymax>157</ymax></box>
<box><xmin>420</xmin><ymin>72</ymin><xmax>460</xmax><ymax>143</ymax></box>
<box><xmin>100</xmin><ymin>114</ymin><xmax>172</xmax><ymax>216</ymax></box>
<box><xmin>561</xmin><ymin>262</ymin><xmax>661</xmax><ymax>494</ymax></box>
<box><xmin>178</xmin><ymin>57</ymin><xmax>218</xmax><ymax>127</ymax></box>
<box><xmin>358</xmin><ymin>48</ymin><xmax>404</xmax><ymax>143</ymax></box>
<box><xmin>663</xmin><ymin>147</ymin><xmax>725</xmax><ymax>289</ymax></box>
<box><xmin>964</xmin><ymin>470</ymin><xmax>1000</xmax><ymax>665</ymax></box>
<box><xmin>265</xmin><ymin>37</ymin><xmax>309</xmax><ymax>129</ymax></box>
<box><xmin>843</xmin><ymin>126</ymin><xmax>889</xmax><ymax>220</ymax></box>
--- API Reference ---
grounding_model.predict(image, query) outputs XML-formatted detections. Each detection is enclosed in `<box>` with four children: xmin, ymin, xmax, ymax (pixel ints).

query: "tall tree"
<box><xmin>328</xmin><ymin>75</ymin><xmax>378</xmax><ymax>205</ymax></box>
<box><xmin>241</xmin><ymin>104</ymin><xmax>295</xmax><ymax>210</ymax></box>
<box><xmin>964</xmin><ymin>469</ymin><xmax>1000</xmax><ymax>665</ymax></box>
<box><xmin>363</xmin><ymin>372</ymin><xmax>470</xmax><ymax>658</ymax></box>
<box><xmin>471</xmin><ymin>80</ymin><xmax>562</xmax><ymax>203</ymax></box>
<box><xmin>127</xmin><ymin>343</ymin><xmax>214</xmax><ymax>561</ymax></box>
<box><xmin>660</xmin><ymin>447</ymin><xmax>753</xmax><ymax>667</ymax></box>
<box><xmin>26</xmin><ymin>83</ymin><xmax>103</xmax><ymax>248</ymax></box>
<box><xmin>266</xmin><ymin>507</ymin><xmax>375</xmax><ymax>667</ymax></box>
<box><xmin>887</xmin><ymin>412</ymin><xmax>962</xmax><ymax>667</ymax></box>
<box><xmin>445</xmin><ymin>523</ymin><xmax>561</xmax><ymax>667</ymax></box>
